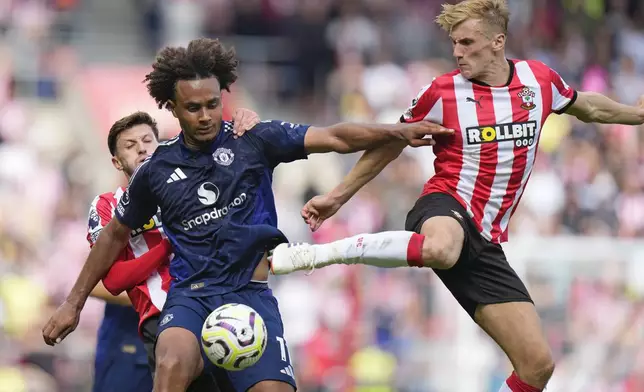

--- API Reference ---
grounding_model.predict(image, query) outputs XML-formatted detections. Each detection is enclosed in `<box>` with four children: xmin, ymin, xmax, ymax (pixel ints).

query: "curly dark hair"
<box><xmin>144</xmin><ymin>38</ymin><xmax>239</xmax><ymax>109</ymax></box>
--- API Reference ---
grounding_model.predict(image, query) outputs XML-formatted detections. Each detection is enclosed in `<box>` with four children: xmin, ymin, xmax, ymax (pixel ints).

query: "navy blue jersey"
<box><xmin>115</xmin><ymin>120</ymin><xmax>310</xmax><ymax>296</ymax></box>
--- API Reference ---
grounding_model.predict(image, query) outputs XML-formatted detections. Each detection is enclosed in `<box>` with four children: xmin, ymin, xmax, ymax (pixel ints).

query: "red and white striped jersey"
<box><xmin>402</xmin><ymin>59</ymin><xmax>576</xmax><ymax>243</ymax></box>
<box><xmin>87</xmin><ymin>187</ymin><xmax>172</xmax><ymax>330</ymax></box>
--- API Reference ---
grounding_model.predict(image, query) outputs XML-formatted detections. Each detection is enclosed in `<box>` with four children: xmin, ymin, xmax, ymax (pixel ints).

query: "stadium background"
<box><xmin>1</xmin><ymin>0</ymin><xmax>644</xmax><ymax>391</ymax></box>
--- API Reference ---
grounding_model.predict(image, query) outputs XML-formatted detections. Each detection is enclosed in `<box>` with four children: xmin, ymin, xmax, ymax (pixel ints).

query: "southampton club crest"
<box><xmin>213</xmin><ymin>147</ymin><xmax>235</xmax><ymax>166</ymax></box>
<box><xmin>518</xmin><ymin>87</ymin><xmax>536</xmax><ymax>110</ymax></box>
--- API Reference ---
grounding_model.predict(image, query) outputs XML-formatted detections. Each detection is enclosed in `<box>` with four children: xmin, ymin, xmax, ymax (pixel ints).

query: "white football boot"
<box><xmin>268</xmin><ymin>243</ymin><xmax>317</xmax><ymax>275</ymax></box>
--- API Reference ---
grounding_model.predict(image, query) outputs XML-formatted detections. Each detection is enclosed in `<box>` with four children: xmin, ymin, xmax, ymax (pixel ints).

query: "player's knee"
<box><xmin>155</xmin><ymin>329</ymin><xmax>202</xmax><ymax>387</ymax></box>
<box><xmin>517</xmin><ymin>351</ymin><xmax>555</xmax><ymax>386</ymax></box>
<box><xmin>156</xmin><ymin>353</ymin><xmax>182</xmax><ymax>376</ymax></box>
<box><xmin>420</xmin><ymin>232</ymin><xmax>462</xmax><ymax>269</ymax></box>
<box><xmin>531</xmin><ymin>354</ymin><xmax>555</xmax><ymax>384</ymax></box>
<box><xmin>420</xmin><ymin>238</ymin><xmax>454</xmax><ymax>269</ymax></box>
<box><xmin>155</xmin><ymin>351</ymin><xmax>198</xmax><ymax>389</ymax></box>
<box><xmin>419</xmin><ymin>217</ymin><xmax>464</xmax><ymax>269</ymax></box>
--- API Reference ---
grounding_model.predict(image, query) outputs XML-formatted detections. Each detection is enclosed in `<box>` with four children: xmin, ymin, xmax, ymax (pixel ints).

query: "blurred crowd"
<box><xmin>1</xmin><ymin>0</ymin><xmax>644</xmax><ymax>391</ymax></box>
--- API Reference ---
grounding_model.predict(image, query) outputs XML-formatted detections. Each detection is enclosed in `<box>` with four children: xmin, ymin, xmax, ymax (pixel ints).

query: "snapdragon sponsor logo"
<box><xmin>182</xmin><ymin>192</ymin><xmax>247</xmax><ymax>231</ymax></box>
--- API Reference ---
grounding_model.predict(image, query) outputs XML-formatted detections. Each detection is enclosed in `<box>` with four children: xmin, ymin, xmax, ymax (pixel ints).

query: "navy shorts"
<box><xmin>93</xmin><ymin>347</ymin><xmax>152</xmax><ymax>392</ymax></box>
<box><xmin>157</xmin><ymin>282</ymin><xmax>296</xmax><ymax>392</ymax></box>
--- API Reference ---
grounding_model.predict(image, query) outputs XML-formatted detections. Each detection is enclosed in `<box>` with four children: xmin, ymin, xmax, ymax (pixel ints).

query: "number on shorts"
<box><xmin>275</xmin><ymin>336</ymin><xmax>291</xmax><ymax>363</ymax></box>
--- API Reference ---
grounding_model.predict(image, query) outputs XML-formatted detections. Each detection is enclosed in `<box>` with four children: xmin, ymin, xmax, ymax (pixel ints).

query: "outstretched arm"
<box><xmin>321</xmin><ymin>80</ymin><xmax>451</xmax><ymax>197</ymax></box>
<box><xmin>299</xmin><ymin>121</ymin><xmax>452</xmax><ymax>228</ymax></box>
<box><xmin>330</xmin><ymin>140</ymin><xmax>407</xmax><ymax>204</ymax></box>
<box><xmin>300</xmin><ymin>81</ymin><xmax>449</xmax><ymax>230</ymax></box>
<box><xmin>323</xmin><ymin>117</ymin><xmax>455</xmax><ymax>203</ymax></box>
<box><xmin>303</xmin><ymin>121</ymin><xmax>451</xmax><ymax>154</ymax></box>
<box><xmin>565</xmin><ymin>92</ymin><xmax>644</xmax><ymax>125</ymax></box>
<box><xmin>546</xmin><ymin>66</ymin><xmax>644</xmax><ymax>125</ymax></box>
<box><xmin>301</xmin><ymin>140</ymin><xmax>408</xmax><ymax>231</ymax></box>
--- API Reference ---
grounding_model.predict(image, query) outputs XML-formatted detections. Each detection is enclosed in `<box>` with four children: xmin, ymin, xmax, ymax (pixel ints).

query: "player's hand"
<box><xmin>42</xmin><ymin>300</ymin><xmax>82</xmax><ymax>346</ymax></box>
<box><xmin>301</xmin><ymin>194</ymin><xmax>343</xmax><ymax>231</ymax></box>
<box><xmin>231</xmin><ymin>108</ymin><xmax>261</xmax><ymax>138</ymax></box>
<box><xmin>396</xmin><ymin>121</ymin><xmax>454</xmax><ymax>147</ymax></box>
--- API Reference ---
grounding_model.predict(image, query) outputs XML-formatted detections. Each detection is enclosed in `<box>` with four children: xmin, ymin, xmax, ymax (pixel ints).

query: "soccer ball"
<box><xmin>201</xmin><ymin>303</ymin><xmax>268</xmax><ymax>371</ymax></box>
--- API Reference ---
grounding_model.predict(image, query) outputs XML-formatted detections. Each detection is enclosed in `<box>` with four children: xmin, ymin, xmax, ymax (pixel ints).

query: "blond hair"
<box><xmin>436</xmin><ymin>0</ymin><xmax>510</xmax><ymax>35</ymax></box>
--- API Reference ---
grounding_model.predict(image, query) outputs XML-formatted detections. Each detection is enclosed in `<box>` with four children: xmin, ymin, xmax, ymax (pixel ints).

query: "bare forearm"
<box><xmin>571</xmin><ymin>92</ymin><xmax>644</xmax><ymax>124</ymax></box>
<box><xmin>67</xmin><ymin>226</ymin><xmax>129</xmax><ymax>308</ymax></box>
<box><xmin>333</xmin><ymin>122</ymin><xmax>409</xmax><ymax>152</ymax></box>
<box><xmin>330</xmin><ymin>141</ymin><xmax>406</xmax><ymax>204</ymax></box>
<box><xmin>310</xmin><ymin>123</ymin><xmax>408</xmax><ymax>154</ymax></box>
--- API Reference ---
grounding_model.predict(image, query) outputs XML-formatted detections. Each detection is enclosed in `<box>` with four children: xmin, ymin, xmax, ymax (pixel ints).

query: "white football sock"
<box><xmin>311</xmin><ymin>231</ymin><xmax>425</xmax><ymax>268</ymax></box>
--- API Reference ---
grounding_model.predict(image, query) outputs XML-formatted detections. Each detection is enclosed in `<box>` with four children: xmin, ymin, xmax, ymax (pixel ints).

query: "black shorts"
<box><xmin>405</xmin><ymin>192</ymin><xmax>533</xmax><ymax>318</ymax></box>
<box><xmin>141</xmin><ymin>316</ymin><xmax>228</xmax><ymax>392</ymax></box>
<box><xmin>141</xmin><ymin>316</ymin><xmax>159</xmax><ymax>375</ymax></box>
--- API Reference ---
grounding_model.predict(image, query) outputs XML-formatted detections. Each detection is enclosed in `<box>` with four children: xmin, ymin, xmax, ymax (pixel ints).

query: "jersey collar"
<box><xmin>178</xmin><ymin>121</ymin><xmax>228</xmax><ymax>157</ymax></box>
<box><xmin>469</xmin><ymin>59</ymin><xmax>515</xmax><ymax>88</ymax></box>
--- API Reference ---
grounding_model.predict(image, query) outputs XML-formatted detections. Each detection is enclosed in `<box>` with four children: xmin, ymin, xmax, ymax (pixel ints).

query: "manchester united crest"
<box><xmin>213</xmin><ymin>147</ymin><xmax>235</xmax><ymax>166</ymax></box>
<box><xmin>518</xmin><ymin>87</ymin><xmax>536</xmax><ymax>110</ymax></box>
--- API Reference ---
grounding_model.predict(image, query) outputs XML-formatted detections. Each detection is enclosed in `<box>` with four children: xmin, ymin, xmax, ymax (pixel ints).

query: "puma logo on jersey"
<box><xmin>466</xmin><ymin>121</ymin><xmax>537</xmax><ymax>148</ymax></box>
<box><xmin>466</xmin><ymin>96</ymin><xmax>483</xmax><ymax>108</ymax></box>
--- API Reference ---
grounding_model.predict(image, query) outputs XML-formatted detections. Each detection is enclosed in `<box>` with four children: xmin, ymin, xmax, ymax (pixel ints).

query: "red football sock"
<box><xmin>501</xmin><ymin>372</ymin><xmax>542</xmax><ymax>392</ymax></box>
<box><xmin>406</xmin><ymin>232</ymin><xmax>425</xmax><ymax>267</ymax></box>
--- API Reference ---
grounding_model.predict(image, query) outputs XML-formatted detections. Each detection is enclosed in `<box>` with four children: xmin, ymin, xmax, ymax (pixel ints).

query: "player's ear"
<box><xmin>111</xmin><ymin>156</ymin><xmax>124</xmax><ymax>172</ymax></box>
<box><xmin>166</xmin><ymin>100</ymin><xmax>177</xmax><ymax>118</ymax></box>
<box><xmin>492</xmin><ymin>33</ymin><xmax>506</xmax><ymax>52</ymax></box>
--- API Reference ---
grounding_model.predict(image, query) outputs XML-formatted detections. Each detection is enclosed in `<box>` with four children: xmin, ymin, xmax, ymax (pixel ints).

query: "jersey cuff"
<box><xmin>553</xmin><ymin>90</ymin><xmax>578</xmax><ymax>115</ymax></box>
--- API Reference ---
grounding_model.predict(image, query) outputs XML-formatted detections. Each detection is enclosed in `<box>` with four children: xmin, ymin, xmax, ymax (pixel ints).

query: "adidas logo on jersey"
<box><xmin>167</xmin><ymin>168</ymin><xmax>187</xmax><ymax>183</ymax></box>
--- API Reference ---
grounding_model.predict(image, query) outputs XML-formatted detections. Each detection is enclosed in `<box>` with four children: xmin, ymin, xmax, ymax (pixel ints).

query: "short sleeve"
<box><xmin>252</xmin><ymin>120</ymin><xmax>310</xmax><ymax>166</ymax></box>
<box><xmin>401</xmin><ymin>81</ymin><xmax>441</xmax><ymax>123</ymax></box>
<box><xmin>549</xmin><ymin>68</ymin><xmax>577</xmax><ymax>114</ymax></box>
<box><xmin>115</xmin><ymin>159</ymin><xmax>158</xmax><ymax>229</ymax></box>
<box><xmin>87</xmin><ymin>195</ymin><xmax>114</xmax><ymax>247</ymax></box>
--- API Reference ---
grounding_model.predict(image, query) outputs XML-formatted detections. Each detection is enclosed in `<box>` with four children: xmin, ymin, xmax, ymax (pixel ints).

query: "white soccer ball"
<box><xmin>201</xmin><ymin>303</ymin><xmax>268</xmax><ymax>371</ymax></box>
